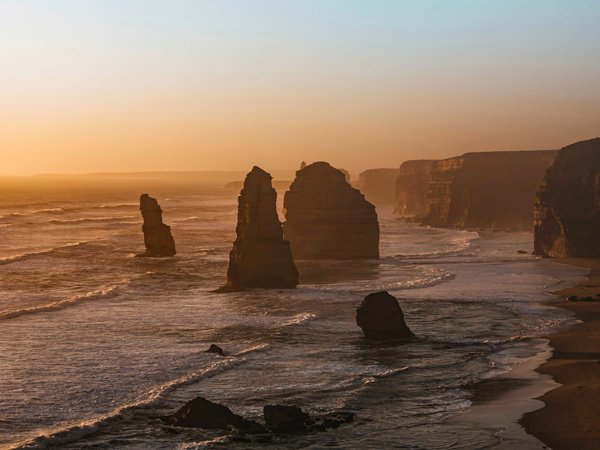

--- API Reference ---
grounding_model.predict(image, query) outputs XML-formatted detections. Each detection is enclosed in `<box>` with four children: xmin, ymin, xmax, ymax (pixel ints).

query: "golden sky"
<box><xmin>1</xmin><ymin>1</ymin><xmax>599</xmax><ymax>175</ymax></box>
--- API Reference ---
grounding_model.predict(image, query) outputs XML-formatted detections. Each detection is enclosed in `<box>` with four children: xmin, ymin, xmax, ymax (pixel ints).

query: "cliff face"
<box><xmin>221</xmin><ymin>166</ymin><xmax>298</xmax><ymax>291</ymax></box>
<box><xmin>422</xmin><ymin>150</ymin><xmax>558</xmax><ymax>230</ymax></box>
<box><xmin>534</xmin><ymin>138</ymin><xmax>600</xmax><ymax>257</ymax></box>
<box><xmin>139</xmin><ymin>194</ymin><xmax>176</xmax><ymax>256</ymax></box>
<box><xmin>283</xmin><ymin>162</ymin><xmax>379</xmax><ymax>260</ymax></box>
<box><xmin>394</xmin><ymin>160</ymin><xmax>436</xmax><ymax>217</ymax></box>
<box><xmin>358</xmin><ymin>168</ymin><xmax>399</xmax><ymax>205</ymax></box>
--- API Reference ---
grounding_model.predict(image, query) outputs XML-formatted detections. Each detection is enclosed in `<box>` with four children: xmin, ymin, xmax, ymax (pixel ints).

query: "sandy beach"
<box><xmin>521</xmin><ymin>258</ymin><xmax>600</xmax><ymax>450</ymax></box>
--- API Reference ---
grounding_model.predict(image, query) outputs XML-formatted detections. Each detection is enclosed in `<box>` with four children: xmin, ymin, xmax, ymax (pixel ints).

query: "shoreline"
<box><xmin>520</xmin><ymin>258</ymin><xmax>600</xmax><ymax>450</ymax></box>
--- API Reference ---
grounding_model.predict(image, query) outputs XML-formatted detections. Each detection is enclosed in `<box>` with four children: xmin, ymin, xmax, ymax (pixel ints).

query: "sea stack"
<box><xmin>421</xmin><ymin>150</ymin><xmax>558</xmax><ymax>230</ymax></box>
<box><xmin>534</xmin><ymin>138</ymin><xmax>600</xmax><ymax>257</ymax></box>
<box><xmin>283</xmin><ymin>162</ymin><xmax>379</xmax><ymax>260</ymax></box>
<box><xmin>139</xmin><ymin>194</ymin><xmax>176</xmax><ymax>257</ymax></box>
<box><xmin>220</xmin><ymin>166</ymin><xmax>298</xmax><ymax>291</ymax></box>
<box><xmin>356</xmin><ymin>291</ymin><xmax>414</xmax><ymax>340</ymax></box>
<box><xmin>358</xmin><ymin>168</ymin><xmax>399</xmax><ymax>205</ymax></box>
<box><xmin>394</xmin><ymin>160</ymin><xmax>436</xmax><ymax>217</ymax></box>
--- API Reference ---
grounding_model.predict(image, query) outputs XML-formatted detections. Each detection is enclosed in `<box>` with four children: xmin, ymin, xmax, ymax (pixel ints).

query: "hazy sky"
<box><xmin>1</xmin><ymin>1</ymin><xmax>599</xmax><ymax>175</ymax></box>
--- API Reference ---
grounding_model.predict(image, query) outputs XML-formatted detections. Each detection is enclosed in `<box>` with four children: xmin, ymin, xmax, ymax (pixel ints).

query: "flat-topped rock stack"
<box><xmin>394</xmin><ymin>160</ymin><xmax>436</xmax><ymax>217</ymax></box>
<box><xmin>139</xmin><ymin>194</ymin><xmax>176</xmax><ymax>257</ymax></box>
<box><xmin>283</xmin><ymin>162</ymin><xmax>379</xmax><ymax>260</ymax></box>
<box><xmin>219</xmin><ymin>166</ymin><xmax>298</xmax><ymax>291</ymax></box>
<box><xmin>534</xmin><ymin>138</ymin><xmax>600</xmax><ymax>257</ymax></box>
<box><xmin>421</xmin><ymin>150</ymin><xmax>558</xmax><ymax>230</ymax></box>
<box><xmin>358</xmin><ymin>168</ymin><xmax>399</xmax><ymax>205</ymax></box>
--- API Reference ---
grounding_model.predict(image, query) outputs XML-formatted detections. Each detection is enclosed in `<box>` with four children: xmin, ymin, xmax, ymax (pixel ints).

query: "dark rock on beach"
<box><xmin>356</xmin><ymin>291</ymin><xmax>414</xmax><ymax>340</ymax></box>
<box><xmin>219</xmin><ymin>166</ymin><xmax>299</xmax><ymax>291</ymax></box>
<box><xmin>163</xmin><ymin>397</ymin><xmax>267</xmax><ymax>433</ymax></box>
<box><xmin>534</xmin><ymin>138</ymin><xmax>600</xmax><ymax>257</ymax></box>
<box><xmin>283</xmin><ymin>162</ymin><xmax>379</xmax><ymax>260</ymax></box>
<box><xmin>139</xmin><ymin>194</ymin><xmax>176</xmax><ymax>257</ymax></box>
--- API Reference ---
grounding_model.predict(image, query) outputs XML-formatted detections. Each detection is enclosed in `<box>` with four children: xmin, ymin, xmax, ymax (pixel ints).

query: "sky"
<box><xmin>1</xmin><ymin>0</ymin><xmax>599</xmax><ymax>175</ymax></box>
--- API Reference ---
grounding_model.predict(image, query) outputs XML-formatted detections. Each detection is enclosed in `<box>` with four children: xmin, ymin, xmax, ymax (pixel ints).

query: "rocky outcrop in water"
<box><xmin>358</xmin><ymin>168</ymin><xmax>399</xmax><ymax>205</ymax></box>
<box><xmin>264</xmin><ymin>405</ymin><xmax>310</xmax><ymax>433</ymax></box>
<box><xmin>356</xmin><ymin>291</ymin><xmax>414</xmax><ymax>339</ymax></box>
<box><xmin>163</xmin><ymin>397</ymin><xmax>266</xmax><ymax>433</ymax></box>
<box><xmin>220</xmin><ymin>167</ymin><xmax>298</xmax><ymax>291</ymax></box>
<box><xmin>139</xmin><ymin>194</ymin><xmax>176</xmax><ymax>257</ymax></box>
<box><xmin>263</xmin><ymin>405</ymin><xmax>354</xmax><ymax>433</ymax></box>
<box><xmin>394</xmin><ymin>160</ymin><xmax>436</xmax><ymax>217</ymax></box>
<box><xmin>534</xmin><ymin>138</ymin><xmax>600</xmax><ymax>257</ymax></box>
<box><xmin>283</xmin><ymin>162</ymin><xmax>379</xmax><ymax>260</ymax></box>
<box><xmin>421</xmin><ymin>150</ymin><xmax>558</xmax><ymax>230</ymax></box>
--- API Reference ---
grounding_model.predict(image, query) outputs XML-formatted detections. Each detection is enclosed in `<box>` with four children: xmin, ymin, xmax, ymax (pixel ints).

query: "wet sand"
<box><xmin>520</xmin><ymin>258</ymin><xmax>600</xmax><ymax>450</ymax></box>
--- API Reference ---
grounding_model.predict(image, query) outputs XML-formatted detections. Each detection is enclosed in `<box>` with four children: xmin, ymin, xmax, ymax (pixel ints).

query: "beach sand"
<box><xmin>520</xmin><ymin>258</ymin><xmax>600</xmax><ymax>450</ymax></box>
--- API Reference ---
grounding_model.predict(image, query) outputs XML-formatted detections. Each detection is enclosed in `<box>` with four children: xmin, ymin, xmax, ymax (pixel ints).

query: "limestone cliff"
<box><xmin>139</xmin><ymin>194</ymin><xmax>176</xmax><ymax>257</ymax></box>
<box><xmin>422</xmin><ymin>150</ymin><xmax>558</xmax><ymax>230</ymax></box>
<box><xmin>283</xmin><ymin>162</ymin><xmax>379</xmax><ymax>259</ymax></box>
<box><xmin>394</xmin><ymin>160</ymin><xmax>436</xmax><ymax>217</ymax></box>
<box><xmin>358</xmin><ymin>168</ymin><xmax>399</xmax><ymax>205</ymax></box>
<box><xmin>220</xmin><ymin>166</ymin><xmax>298</xmax><ymax>291</ymax></box>
<box><xmin>534</xmin><ymin>138</ymin><xmax>600</xmax><ymax>257</ymax></box>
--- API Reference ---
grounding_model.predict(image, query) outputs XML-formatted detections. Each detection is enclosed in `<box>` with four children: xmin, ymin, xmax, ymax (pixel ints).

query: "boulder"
<box><xmin>356</xmin><ymin>291</ymin><xmax>414</xmax><ymax>340</ymax></box>
<box><xmin>219</xmin><ymin>167</ymin><xmax>298</xmax><ymax>291</ymax></box>
<box><xmin>163</xmin><ymin>397</ymin><xmax>266</xmax><ymax>433</ymax></box>
<box><xmin>283</xmin><ymin>162</ymin><xmax>379</xmax><ymax>259</ymax></box>
<box><xmin>263</xmin><ymin>405</ymin><xmax>310</xmax><ymax>433</ymax></box>
<box><xmin>534</xmin><ymin>138</ymin><xmax>600</xmax><ymax>257</ymax></box>
<box><xmin>139</xmin><ymin>194</ymin><xmax>176</xmax><ymax>256</ymax></box>
<box><xmin>205</xmin><ymin>344</ymin><xmax>224</xmax><ymax>356</ymax></box>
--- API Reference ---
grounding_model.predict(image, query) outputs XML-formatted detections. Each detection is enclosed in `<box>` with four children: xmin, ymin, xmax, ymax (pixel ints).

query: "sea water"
<box><xmin>0</xmin><ymin>177</ymin><xmax>587</xmax><ymax>450</ymax></box>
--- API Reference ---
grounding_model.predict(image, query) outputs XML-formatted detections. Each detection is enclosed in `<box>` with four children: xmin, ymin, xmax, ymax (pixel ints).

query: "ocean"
<box><xmin>0</xmin><ymin>177</ymin><xmax>587</xmax><ymax>450</ymax></box>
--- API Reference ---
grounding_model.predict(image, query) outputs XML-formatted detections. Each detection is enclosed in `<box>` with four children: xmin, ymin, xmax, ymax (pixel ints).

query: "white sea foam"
<box><xmin>281</xmin><ymin>312</ymin><xmax>317</xmax><ymax>326</ymax></box>
<box><xmin>0</xmin><ymin>242</ymin><xmax>88</xmax><ymax>266</ymax></box>
<box><xmin>13</xmin><ymin>353</ymin><xmax>257</xmax><ymax>449</ymax></box>
<box><xmin>0</xmin><ymin>285</ymin><xmax>123</xmax><ymax>321</ymax></box>
<box><xmin>48</xmin><ymin>216</ymin><xmax>138</xmax><ymax>225</ymax></box>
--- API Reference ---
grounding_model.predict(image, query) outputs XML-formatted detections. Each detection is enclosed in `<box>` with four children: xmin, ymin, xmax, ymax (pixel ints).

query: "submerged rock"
<box><xmin>263</xmin><ymin>405</ymin><xmax>354</xmax><ymax>434</ymax></box>
<box><xmin>264</xmin><ymin>405</ymin><xmax>310</xmax><ymax>433</ymax></box>
<box><xmin>139</xmin><ymin>194</ymin><xmax>176</xmax><ymax>257</ymax></box>
<box><xmin>534</xmin><ymin>138</ymin><xmax>600</xmax><ymax>257</ymax></box>
<box><xmin>356</xmin><ymin>291</ymin><xmax>414</xmax><ymax>340</ymax></box>
<box><xmin>219</xmin><ymin>167</ymin><xmax>298</xmax><ymax>291</ymax></box>
<box><xmin>163</xmin><ymin>397</ymin><xmax>266</xmax><ymax>433</ymax></box>
<box><xmin>283</xmin><ymin>162</ymin><xmax>379</xmax><ymax>260</ymax></box>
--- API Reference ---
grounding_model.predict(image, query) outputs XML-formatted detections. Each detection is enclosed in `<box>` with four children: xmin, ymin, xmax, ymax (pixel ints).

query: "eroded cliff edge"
<box><xmin>534</xmin><ymin>138</ymin><xmax>600</xmax><ymax>257</ymax></box>
<box><xmin>220</xmin><ymin>166</ymin><xmax>298</xmax><ymax>291</ymax></box>
<box><xmin>394</xmin><ymin>160</ymin><xmax>436</xmax><ymax>217</ymax></box>
<box><xmin>422</xmin><ymin>150</ymin><xmax>558</xmax><ymax>230</ymax></box>
<box><xmin>283</xmin><ymin>162</ymin><xmax>379</xmax><ymax>260</ymax></box>
<box><xmin>358</xmin><ymin>168</ymin><xmax>399</xmax><ymax>205</ymax></box>
<box><xmin>139</xmin><ymin>194</ymin><xmax>176</xmax><ymax>257</ymax></box>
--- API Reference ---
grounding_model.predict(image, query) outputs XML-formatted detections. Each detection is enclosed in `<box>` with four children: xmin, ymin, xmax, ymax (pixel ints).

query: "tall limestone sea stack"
<box><xmin>283</xmin><ymin>162</ymin><xmax>379</xmax><ymax>259</ymax></box>
<box><xmin>394</xmin><ymin>160</ymin><xmax>436</xmax><ymax>217</ymax></box>
<box><xmin>139</xmin><ymin>194</ymin><xmax>176</xmax><ymax>257</ymax></box>
<box><xmin>358</xmin><ymin>168</ymin><xmax>399</xmax><ymax>205</ymax></box>
<box><xmin>422</xmin><ymin>150</ymin><xmax>558</xmax><ymax>230</ymax></box>
<box><xmin>219</xmin><ymin>166</ymin><xmax>298</xmax><ymax>291</ymax></box>
<box><xmin>534</xmin><ymin>138</ymin><xmax>600</xmax><ymax>257</ymax></box>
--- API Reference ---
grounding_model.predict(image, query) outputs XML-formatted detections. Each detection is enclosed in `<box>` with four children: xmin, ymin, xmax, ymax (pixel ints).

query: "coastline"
<box><xmin>520</xmin><ymin>258</ymin><xmax>600</xmax><ymax>450</ymax></box>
